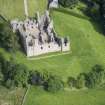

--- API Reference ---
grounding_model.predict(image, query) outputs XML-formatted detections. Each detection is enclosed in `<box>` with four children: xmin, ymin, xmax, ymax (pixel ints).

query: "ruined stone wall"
<box><xmin>26</xmin><ymin>41</ymin><xmax>70</xmax><ymax>57</ymax></box>
<box><xmin>26</xmin><ymin>42</ymin><xmax>62</xmax><ymax>57</ymax></box>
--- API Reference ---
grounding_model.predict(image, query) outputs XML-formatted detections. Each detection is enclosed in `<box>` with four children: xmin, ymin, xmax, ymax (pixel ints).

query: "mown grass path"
<box><xmin>27</xmin><ymin>52</ymin><xmax>71</xmax><ymax>60</ymax></box>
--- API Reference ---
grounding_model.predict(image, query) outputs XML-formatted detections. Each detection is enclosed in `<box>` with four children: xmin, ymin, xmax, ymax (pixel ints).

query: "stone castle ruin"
<box><xmin>48</xmin><ymin>0</ymin><xmax>59</xmax><ymax>8</ymax></box>
<box><xmin>11</xmin><ymin>0</ymin><xmax>70</xmax><ymax>57</ymax></box>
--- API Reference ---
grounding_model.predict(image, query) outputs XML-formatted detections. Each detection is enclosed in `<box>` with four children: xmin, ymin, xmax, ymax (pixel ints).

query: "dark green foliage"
<box><xmin>29</xmin><ymin>71</ymin><xmax>64</xmax><ymax>92</ymax></box>
<box><xmin>67</xmin><ymin>76</ymin><xmax>77</xmax><ymax>88</ymax></box>
<box><xmin>0</xmin><ymin>53</ymin><xmax>6</xmax><ymax>83</ymax></box>
<box><xmin>0</xmin><ymin>62</ymin><xmax>3</xmax><ymax>83</ymax></box>
<box><xmin>85</xmin><ymin>65</ymin><xmax>105</xmax><ymax>88</ymax></box>
<box><xmin>0</xmin><ymin>57</ymin><xmax>29</xmax><ymax>88</ymax></box>
<box><xmin>0</xmin><ymin>17</ymin><xmax>19</xmax><ymax>51</ymax></box>
<box><xmin>67</xmin><ymin>65</ymin><xmax>105</xmax><ymax>89</ymax></box>
<box><xmin>5</xmin><ymin>79</ymin><xmax>15</xmax><ymax>89</ymax></box>
<box><xmin>29</xmin><ymin>71</ymin><xmax>43</xmax><ymax>85</ymax></box>
<box><xmin>67</xmin><ymin>74</ymin><xmax>86</xmax><ymax>89</ymax></box>
<box><xmin>80</xmin><ymin>0</ymin><xmax>105</xmax><ymax>32</ymax></box>
<box><xmin>81</xmin><ymin>0</ymin><xmax>100</xmax><ymax>20</ymax></box>
<box><xmin>13</xmin><ymin>64</ymin><xmax>29</xmax><ymax>87</ymax></box>
<box><xmin>76</xmin><ymin>73</ymin><xmax>86</xmax><ymax>89</ymax></box>
<box><xmin>59</xmin><ymin>0</ymin><xmax>78</xmax><ymax>8</ymax></box>
<box><xmin>46</xmin><ymin>75</ymin><xmax>64</xmax><ymax>92</ymax></box>
<box><xmin>88</xmin><ymin>3</ymin><xmax>100</xmax><ymax>20</ymax></box>
<box><xmin>99</xmin><ymin>0</ymin><xmax>105</xmax><ymax>29</ymax></box>
<box><xmin>85</xmin><ymin>72</ymin><xmax>96</xmax><ymax>88</ymax></box>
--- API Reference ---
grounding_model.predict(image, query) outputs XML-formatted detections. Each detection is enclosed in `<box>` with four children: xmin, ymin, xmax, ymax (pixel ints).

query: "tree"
<box><xmin>13</xmin><ymin>64</ymin><xmax>29</xmax><ymax>87</ymax></box>
<box><xmin>0</xmin><ymin>17</ymin><xmax>19</xmax><ymax>51</ymax></box>
<box><xmin>46</xmin><ymin>75</ymin><xmax>64</xmax><ymax>92</ymax></box>
<box><xmin>76</xmin><ymin>73</ymin><xmax>86</xmax><ymax>89</ymax></box>
<box><xmin>92</xmin><ymin>64</ymin><xmax>105</xmax><ymax>84</ymax></box>
<box><xmin>0</xmin><ymin>62</ymin><xmax>3</xmax><ymax>83</ymax></box>
<box><xmin>5</xmin><ymin>79</ymin><xmax>15</xmax><ymax>89</ymax></box>
<box><xmin>85</xmin><ymin>72</ymin><xmax>95</xmax><ymax>88</ymax></box>
<box><xmin>58</xmin><ymin>0</ymin><xmax>78</xmax><ymax>8</ymax></box>
<box><xmin>67</xmin><ymin>76</ymin><xmax>77</xmax><ymax>88</ymax></box>
<box><xmin>85</xmin><ymin>65</ymin><xmax>105</xmax><ymax>88</ymax></box>
<box><xmin>29</xmin><ymin>71</ymin><xmax>44</xmax><ymax>85</ymax></box>
<box><xmin>2</xmin><ymin>58</ymin><xmax>29</xmax><ymax>88</ymax></box>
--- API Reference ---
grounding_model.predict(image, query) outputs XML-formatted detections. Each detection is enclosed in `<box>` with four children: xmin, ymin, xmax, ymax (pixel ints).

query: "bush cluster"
<box><xmin>29</xmin><ymin>71</ymin><xmax>64</xmax><ymax>92</ymax></box>
<box><xmin>67</xmin><ymin>65</ymin><xmax>105</xmax><ymax>89</ymax></box>
<box><xmin>0</xmin><ymin>16</ymin><xmax>19</xmax><ymax>51</ymax></box>
<box><xmin>0</xmin><ymin>54</ymin><xmax>29</xmax><ymax>88</ymax></box>
<box><xmin>58</xmin><ymin>0</ymin><xmax>78</xmax><ymax>8</ymax></box>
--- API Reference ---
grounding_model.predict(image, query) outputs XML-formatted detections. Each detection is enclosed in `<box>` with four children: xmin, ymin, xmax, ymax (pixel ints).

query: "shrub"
<box><xmin>1</xmin><ymin>58</ymin><xmax>29</xmax><ymax>88</ymax></box>
<box><xmin>85</xmin><ymin>65</ymin><xmax>105</xmax><ymax>88</ymax></box>
<box><xmin>5</xmin><ymin>79</ymin><xmax>15</xmax><ymax>89</ymax></box>
<box><xmin>58</xmin><ymin>0</ymin><xmax>78</xmax><ymax>8</ymax></box>
<box><xmin>67</xmin><ymin>76</ymin><xmax>77</xmax><ymax>88</ymax></box>
<box><xmin>45</xmin><ymin>75</ymin><xmax>64</xmax><ymax>92</ymax></box>
<box><xmin>76</xmin><ymin>73</ymin><xmax>86</xmax><ymax>89</ymax></box>
<box><xmin>29</xmin><ymin>71</ymin><xmax>43</xmax><ymax>85</ymax></box>
<box><xmin>13</xmin><ymin>64</ymin><xmax>29</xmax><ymax>87</ymax></box>
<box><xmin>0</xmin><ymin>18</ymin><xmax>19</xmax><ymax>51</ymax></box>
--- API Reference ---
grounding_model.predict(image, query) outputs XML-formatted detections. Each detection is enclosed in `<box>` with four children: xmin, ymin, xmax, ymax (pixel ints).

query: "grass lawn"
<box><xmin>24</xmin><ymin>86</ymin><xmax>105</xmax><ymax>105</ymax></box>
<box><xmin>0</xmin><ymin>0</ymin><xmax>47</xmax><ymax>19</ymax></box>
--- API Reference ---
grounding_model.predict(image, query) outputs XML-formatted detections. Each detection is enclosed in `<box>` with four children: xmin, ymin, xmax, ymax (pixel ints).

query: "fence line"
<box><xmin>21</xmin><ymin>85</ymin><xmax>31</xmax><ymax>105</ymax></box>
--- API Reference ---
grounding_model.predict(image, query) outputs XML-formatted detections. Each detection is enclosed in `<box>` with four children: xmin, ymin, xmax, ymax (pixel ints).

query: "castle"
<box><xmin>10</xmin><ymin>0</ymin><xmax>70</xmax><ymax>57</ymax></box>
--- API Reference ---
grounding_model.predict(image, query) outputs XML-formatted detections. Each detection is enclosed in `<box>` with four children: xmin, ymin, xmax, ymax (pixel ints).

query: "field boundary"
<box><xmin>21</xmin><ymin>85</ymin><xmax>31</xmax><ymax>105</ymax></box>
<box><xmin>27</xmin><ymin>52</ymin><xmax>71</xmax><ymax>60</ymax></box>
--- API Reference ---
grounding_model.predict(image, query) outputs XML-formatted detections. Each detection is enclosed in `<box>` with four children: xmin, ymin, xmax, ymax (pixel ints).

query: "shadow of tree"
<box><xmin>0</xmin><ymin>14</ymin><xmax>8</xmax><ymax>22</ymax></box>
<box><xmin>90</xmin><ymin>19</ymin><xmax>105</xmax><ymax>35</ymax></box>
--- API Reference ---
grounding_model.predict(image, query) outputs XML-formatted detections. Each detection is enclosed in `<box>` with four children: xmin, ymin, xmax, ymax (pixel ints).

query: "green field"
<box><xmin>0</xmin><ymin>0</ymin><xmax>47</xmax><ymax>19</ymax></box>
<box><xmin>0</xmin><ymin>86</ymin><xmax>25</xmax><ymax>105</ymax></box>
<box><xmin>0</xmin><ymin>0</ymin><xmax>105</xmax><ymax>105</ymax></box>
<box><xmin>24</xmin><ymin>86</ymin><xmax>105</xmax><ymax>105</ymax></box>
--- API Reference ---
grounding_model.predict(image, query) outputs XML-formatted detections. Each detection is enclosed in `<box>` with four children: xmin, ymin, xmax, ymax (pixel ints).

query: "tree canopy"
<box><xmin>0</xmin><ymin>17</ymin><xmax>19</xmax><ymax>51</ymax></box>
<box><xmin>58</xmin><ymin>0</ymin><xmax>78</xmax><ymax>8</ymax></box>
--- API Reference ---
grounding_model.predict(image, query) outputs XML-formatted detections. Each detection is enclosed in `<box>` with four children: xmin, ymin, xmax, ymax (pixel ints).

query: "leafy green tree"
<box><xmin>92</xmin><ymin>65</ymin><xmax>105</xmax><ymax>84</ymax></box>
<box><xmin>46</xmin><ymin>75</ymin><xmax>64</xmax><ymax>92</ymax></box>
<box><xmin>29</xmin><ymin>71</ymin><xmax>43</xmax><ymax>85</ymax></box>
<box><xmin>0</xmin><ymin>62</ymin><xmax>3</xmax><ymax>83</ymax></box>
<box><xmin>2</xmin><ymin>59</ymin><xmax>29</xmax><ymax>88</ymax></box>
<box><xmin>5</xmin><ymin>79</ymin><xmax>15</xmax><ymax>89</ymax></box>
<box><xmin>76</xmin><ymin>73</ymin><xmax>86</xmax><ymax>89</ymax></box>
<box><xmin>0</xmin><ymin>18</ymin><xmax>19</xmax><ymax>51</ymax></box>
<box><xmin>14</xmin><ymin>64</ymin><xmax>29</xmax><ymax>87</ymax></box>
<box><xmin>67</xmin><ymin>76</ymin><xmax>77</xmax><ymax>88</ymax></box>
<box><xmin>85</xmin><ymin>65</ymin><xmax>105</xmax><ymax>88</ymax></box>
<box><xmin>85</xmin><ymin>72</ymin><xmax>95</xmax><ymax>88</ymax></box>
<box><xmin>59</xmin><ymin>0</ymin><xmax>78</xmax><ymax>8</ymax></box>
